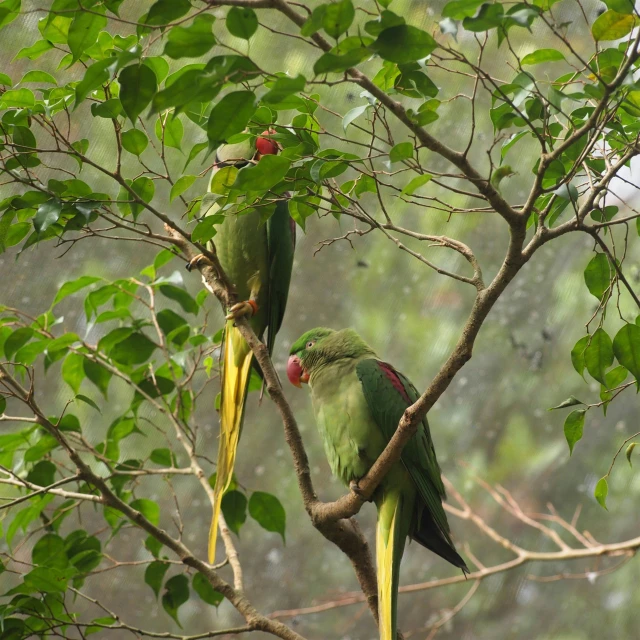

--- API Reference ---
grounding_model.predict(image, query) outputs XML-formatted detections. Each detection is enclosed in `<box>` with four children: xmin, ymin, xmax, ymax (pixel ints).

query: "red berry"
<box><xmin>256</xmin><ymin>129</ymin><xmax>278</xmax><ymax>156</ymax></box>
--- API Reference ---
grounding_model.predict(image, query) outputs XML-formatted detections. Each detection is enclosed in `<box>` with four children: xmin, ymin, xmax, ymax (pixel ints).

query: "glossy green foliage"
<box><xmin>1</xmin><ymin>0</ymin><xmax>640</xmax><ymax>635</ymax></box>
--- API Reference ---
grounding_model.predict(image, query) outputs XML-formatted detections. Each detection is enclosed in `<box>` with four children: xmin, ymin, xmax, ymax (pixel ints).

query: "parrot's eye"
<box><xmin>306</xmin><ymin>340</ymin><xmax>315</xmax><ymax>349</ymax></box>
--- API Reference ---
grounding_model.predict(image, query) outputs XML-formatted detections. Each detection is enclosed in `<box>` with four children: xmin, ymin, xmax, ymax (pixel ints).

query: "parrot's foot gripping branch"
<box><xmin>185</xmin><ymin>253</ymin><xmax>214</xmax><ymax>272</ymax></box>
<box><xmin>349</xmin><ymin>479</ymin><xmax>368</xmax><ymax>500</ymax></box>
<box><xmin>226</xmin><ymin>300</ymin><xmax>259</xmax><ymax>320</ymax></box>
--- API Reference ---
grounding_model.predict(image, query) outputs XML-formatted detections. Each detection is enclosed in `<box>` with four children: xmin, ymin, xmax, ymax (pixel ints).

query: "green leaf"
<box><xmin>249</xmin><ymin>491</ymin><xmax>286</xmax><ymax>541</ymax></box>
<box><xmin>15</xmin><ymin>39</ymin><xmax>53</xmax><ymax>60</ymax></box>
<box><xmin>68</xmin><ymin>7</ymin><xmax>107</xmax><ymax>63</ymax></box>
<box><xmin>58</xmin><ymin>414</ymin><xmax>81</xmax><ymax>433</ymax></box>
<box><xmin>162</xmin><ymin>574</ymin><xmax>189</xmax><ymax>627</ymax></box>
<box><xmin>549</xmin><ymin>396</ymin><xmax>584</xmax><ymax>411</ymax></box>
<box><xmin>121</xmin><ymin>129</ymin><xmax>148</xmax><ymax>156</ymax></box>
<box><xmin>191</xmin><ymin>214</ymin><xmax>224</xmax><ymax>243</ymax></box>
<box><xmin>389</xmin><ymin>141</ymin><xmax>413</xmax><ymax>163</ymax></box>
<box><xmin>603</xmin><ymin>0</ymin><xmax>635</xmax><ymax>13</ymax></box>
<box><xmin>313</xmin><ymin>47</ymin><xmax>370</xmax><ymax>74</ymax></box>
<box><xmin>1</xmin><ymin>88</ymin><xmax>35</xmax><ymax>108</ymax></box>
<box><xmin>0</xmin><ymin>71</ymin><xmax>11</xmax><ymax>85</ymax></box>
<box><xmin>62</xmin><ymin>353</ymin><xmax>85</xmax><ymax>394</ymax></box>
<box><xmin>401</xmin><ymin>173</ymin><xmax>432</xmax><ymax>195</ymax></box>
<box><xmin>155</xmin><ymin>115</ymin><xmax>183</xmax><ymax>151</ymax></box>
<box><xmin>158</xmin><ymin>283</ymin><xmax>197</xmax><ymax>315</ymax></box>
<box><xmin>26</xmin><ymin>460</ymin><xmax>56</xmax><ymax>486</ymax></box>
<box><xmin>145</xmin><ymin>535</ymin><xmax>163</xmax><ymax>558</ymax></box>
<box><xmin>594</xmin><ymin>476</ymin><xmax>608</xmax><ymax>509</ymax></box>
<box><xmin>322</xmin><ymin>0</ymin><xmax>355</xmax><ymax>38</ymax></box>
<box><xmin>75</xmin><ymin>394</ymin><xmax>101</xmax><ymax>412</ymax></box>
<box><xmin>232</xmin><ymin>155</ymin><xmax>291</xmax><ymax>191</ymax></box>
<box><xmin>130</xmin><ymin>176</ymin><xmax>155</xmax><ymax>219</ymax></box>
<box><xmin>109</xmin><ymin>332</ymin><xmax>156</xmax><ymax>365</ymax></box>
<box><xmin>592</xmin><ymin>10</ymin><xmax>640</xmax><ymax>41</ymax></box>
<box><xmin>262</xmin><ymin>74</ymin><xmax>306</xmax><ymax>105</ymax></box>
<box><xmin>207</xmin><ymin>91</ymin><xmax>256</xmax><ymax>148</ymax></box>
<box><xmin>571</xmin><ymin>335</ymin><xmax>589</xmax><ymax>379</ymax></box>
<box><xmin>192</xmin><ymin>573</ymin><xmax>224</xmax><ymax>607</ymax></box>
<box><xmin>150</xmin><ymin>448</ymin><xmax>175</xmax><ymax>466</ymax></box>
<box><xmin>370</xmin><ymin>25</ymin><xmax>437</xmax><ymax>64</ymax></box>
<box><xmin>24</xmin><ymin>433</ymin><xmax>58</xmax><ymax>462</ymax></box>
<box><xmin>32</xmin><ymin>534</ymin><xmax>68</xmax><ymax>569</ymax></box>
<box><xmin>365</xmin><ymin>9</ymin><xmax>405</xmax><ymax>36</ymax></box>
<box><xmin>144</xmin><ymin>56</ymin><xmax>170</xmax><ymax>83</ymax></box>
<box><xmin>564</xmin><ymin>409</ymin><xmax>585</xmax><ymax>455</ymax></box>
<box><xmin>170</xmin><ymin>175</ymin><xmax>197</xmax><ymax>202</ymax></box>
<box><xmin>612</xmin><ymin>323</ymin><xmax>640</xmax><ymax>381</ymax></box>
<box><xmin>145</xmin><ymin>0</ymin><xmax>191</xmax><ymax>26</ymax></box>
<box><xmin>4</xmin><ymin>327</ymin><xmax>33</xmax><ymax>359</ymax></box>
<box><xmin>84</xmin><ymin>359</ymin><xmax>111</xmax><ymax>398</ymax></box>
<box><xmin>221</xmin><ymin>490</ymin><xmax>247</xmax><ymax>535</ymax></box>
<box><xmin>442</xmin><ymin>0</ymin><xmax>485</xmax><ymax>19</ymax></box>
<box><xmin>164</xmin><ymin>14</ymin><xmax>216</xmax><ymax>59</ymax></box>
<box><xmin>521</xmin><ymin>48</ymin><xmax>565</xmax><ymax>65</ymax></box>
<box><xmin>626</xmin><ymin>442</ymin><xmax>637</xmax><ymax>467</ymax></box>
<box><xmin>131</xmin><ymin>498</ymin><xmax>160</xmax><ymax>526</ymax></box>
<box><xmin>584</xmin><ymin>253</ymin><xmax>612</xmax><ymax>301</ymax></box>
<box><xmin>0</xmin><ymin>0</ymin><xmax>20</xmax><ymax>31</ymax></box>
<box><xmin>463</xmin><ymin>3</ymin><xmax>505</xmax><ymax>32</ymax></box>
<box><xmin>342</xmin><ymin>104</ymin><xmax>369</xmax><ymax>131</ymax></box>
<box><xmin>119</xmin><ymin>64</ymin><xmax>157</xmax><ymax>124</ymax></box>
<box><xmin>145</xmin><ymin>561</ymin><xmax>169</xmax><ymax>598</ymax></box>
<box><xmin>585</xmin><ymin>328</ymin><xmax>614</xmax><ymax>385</ymax></box>
<box><xmin>53</xmin><ymin>276</ymin><xmax>101</xmax><ymax>306</ymax></box>
<box><xmin>226</xmin><ymin>6</ymin><xmax>258</xmax><ymax>39</ymax></box>
<box><xmin>33</xmin><ymin>200</ymin><xmax>62</xmax><ymax>234</ymax></box>
<box><xmin>24</xmin><ymin>566</ymin><xmax>75</xmax><ymax>593</ymax></box>
<box><xmin>75</xmin><ymin>58</ymin><xmax>115</xmax><ymax>106</ymax></box>
<box><xmin>599</xmin><ymin>364</ymin><xmax>628</xmax><ymax>414</ymax></box>
<box><xmin>184</xmin><ymin>141</ymin><xmax>208</xmax><ymax>171</ymax></box>
<box><xmin>20</xmin><ymin>70</ymin><xmax>57</xmax><ymax>84</ymax></box>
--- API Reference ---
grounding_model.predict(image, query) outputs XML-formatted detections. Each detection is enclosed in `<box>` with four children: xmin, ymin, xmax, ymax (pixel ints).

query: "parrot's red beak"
<box><xmin>287</xmin><ymin>355</ymin><xmax>309</xmax><ymax>388</ymax></box>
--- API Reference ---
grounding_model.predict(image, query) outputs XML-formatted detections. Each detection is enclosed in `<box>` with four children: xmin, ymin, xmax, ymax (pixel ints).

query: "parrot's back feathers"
<box><xmin>355</xmin><ymin>358</ymin><xmax>466</xmax><ymax>572</ymax></box>
<box><xmin>265</xmin><ymin>199</ymin><xmax>295</xmax><ymax>356</ymax></box>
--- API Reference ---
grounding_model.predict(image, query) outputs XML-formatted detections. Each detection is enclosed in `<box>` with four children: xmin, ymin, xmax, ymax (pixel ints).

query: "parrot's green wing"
<box><xmin>265</xmin><ymin>199</ymin><xmax>295</xmax><ymax>356</ymax></box>
<box><xmin>355</xmin><ymin>359</ymin><xmax>453</xmax><ymax>546</ymax></box>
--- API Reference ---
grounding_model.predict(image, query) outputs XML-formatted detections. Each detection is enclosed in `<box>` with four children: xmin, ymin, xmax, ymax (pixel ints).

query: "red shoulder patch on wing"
<box><xmin>377</xmin><ymin>361</ymin><xmax>411</xmax><ymax>404</ymax></box>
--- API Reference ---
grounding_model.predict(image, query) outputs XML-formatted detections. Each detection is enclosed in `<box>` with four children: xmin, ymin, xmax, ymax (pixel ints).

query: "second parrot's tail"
<box><xmin>209</xmin><ymin>320</ymin><xmax>253</xmax><ymax>563</ymax></box>
<box><xmin>376</xmin><ymin>490</ymin><xmax>409</xmax><ymax>640</ymax></box>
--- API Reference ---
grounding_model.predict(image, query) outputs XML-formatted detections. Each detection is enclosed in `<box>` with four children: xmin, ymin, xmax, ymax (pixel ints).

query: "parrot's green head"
<box><xmin>287</xmin><ymin>327</ymin><xmax>374</xmax><ymax>387</ymax></box>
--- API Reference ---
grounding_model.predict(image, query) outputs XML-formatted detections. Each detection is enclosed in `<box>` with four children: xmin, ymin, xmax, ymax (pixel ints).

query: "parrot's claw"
<box><xmin>349</xmin><ymin>480</ymin><xmax>365</xmax><ymax>499</ymax></box>
<box><xmin>226</xmin><ymin>300</ymin><xmax>258</xmax><ymax>320</ymax></box>
<box><xmin>185</xmin><ymin>254</ymin><xmax>213</xmax><ymax>272</ymax></box>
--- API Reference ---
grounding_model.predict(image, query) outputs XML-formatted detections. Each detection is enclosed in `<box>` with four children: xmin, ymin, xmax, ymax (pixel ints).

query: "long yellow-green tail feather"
<box><xmin>376</xmin><ymin>492</ymin><xmax>403</xmax><ymax>640</ymax></box>
<box><xmin>208</xmin><ymin>320</ymin><xmax>253</xmax><ymax>563</ymax></box>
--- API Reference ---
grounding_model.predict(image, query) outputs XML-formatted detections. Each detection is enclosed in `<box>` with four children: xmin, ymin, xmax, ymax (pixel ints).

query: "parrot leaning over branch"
<box><xmin>187</xmin><ymin>132</ymin><xmax>295</xmax><ymax>563</ymax></box>
<box><xmin>286</xmin><ymin>328</ymin><xmax>468</xmax><ymax>640</ymax></box>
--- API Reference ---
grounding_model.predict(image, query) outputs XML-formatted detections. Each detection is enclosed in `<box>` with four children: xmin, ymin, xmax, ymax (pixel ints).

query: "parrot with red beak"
<box><xmin>287</xmin><ymin>328</ymin><xmax>467</xmax><ymax>640</ymax></box>
<box><xmin>188</xmin><ymin>131</ymin><xmax>294</xmax><ymax>563</ymax></box>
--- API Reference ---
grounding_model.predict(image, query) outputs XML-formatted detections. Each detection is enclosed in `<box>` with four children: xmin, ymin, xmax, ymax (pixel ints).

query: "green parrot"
<box><xmin>187</xmin><ymin>132</ymin><xmax>295</xmax><ymax>563</ymax></box>
<box><xmin>287</xmin><ymin>328</ymin><xmax>468</xmax><ymax>640</ymax></box>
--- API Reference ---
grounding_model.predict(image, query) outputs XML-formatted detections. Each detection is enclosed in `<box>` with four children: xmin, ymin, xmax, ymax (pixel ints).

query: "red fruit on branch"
<box><xmin>256</xmin><ymin>129</ymin><xmax>279</xmax><ymax>156</ymax></box>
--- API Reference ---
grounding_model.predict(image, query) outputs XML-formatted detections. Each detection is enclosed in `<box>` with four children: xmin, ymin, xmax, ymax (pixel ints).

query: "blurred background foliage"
<box><xmin>0</xmin><ymin>0</ymin><xmax>639</xmax><ymax>639</ymax></box>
